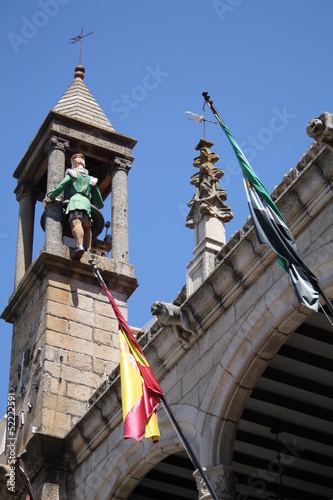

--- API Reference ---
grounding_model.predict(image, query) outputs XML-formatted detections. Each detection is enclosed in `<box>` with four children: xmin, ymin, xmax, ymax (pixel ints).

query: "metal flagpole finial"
<box><xmin>69</xmin><ymin>27</ymin><xmax>94</xmax><ymax>65</ymax></box>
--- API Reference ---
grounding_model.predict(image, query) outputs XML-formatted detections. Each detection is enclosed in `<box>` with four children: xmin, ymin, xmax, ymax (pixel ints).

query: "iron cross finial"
<box><xmin>69</xmin><ymin>27</ymin><xmax>94</xmax><ymax>65</ymax></box>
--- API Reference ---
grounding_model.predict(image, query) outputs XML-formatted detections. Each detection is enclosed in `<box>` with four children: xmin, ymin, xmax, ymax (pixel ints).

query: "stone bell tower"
<box><xmin>1</xmin><ymin>64</ymin><xmax>138</xmax><ymax>461</ymax></box>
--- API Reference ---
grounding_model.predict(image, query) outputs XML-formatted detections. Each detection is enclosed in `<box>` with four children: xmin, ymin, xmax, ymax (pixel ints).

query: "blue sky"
<box><xmin>0</xmin><ymin>0</ymin><xmax>332</xmax><ymax>418</ymax></box>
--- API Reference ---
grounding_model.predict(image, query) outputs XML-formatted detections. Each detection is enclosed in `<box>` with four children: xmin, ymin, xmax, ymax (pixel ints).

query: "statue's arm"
<box><xmin>47</xmin><ymin>173</ymin><xmax>72</xmax><ymax>200</ymax></box>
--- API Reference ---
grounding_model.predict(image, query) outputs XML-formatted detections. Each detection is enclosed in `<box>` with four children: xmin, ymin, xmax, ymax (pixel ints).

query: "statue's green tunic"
<box><xmin>47</xmin><ymin>169</ymin><xmax>104</xmax><ymax>218</ymax></box>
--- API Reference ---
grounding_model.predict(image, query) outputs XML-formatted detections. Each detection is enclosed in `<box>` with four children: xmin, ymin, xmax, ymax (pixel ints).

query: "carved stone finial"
<box><xmin>306</xmin><ymin>111</ymin><xmax>333</xmax><ymax>151</ymax></box>
<box><xmin>186</xmin><ymin>138</ymin><xmax>233</xmax><ymax>229</ymax></box>
<box><xmin>193</xmin><ymin>138</ymin><xmax>220</xmax><ymax>172</ymax></box>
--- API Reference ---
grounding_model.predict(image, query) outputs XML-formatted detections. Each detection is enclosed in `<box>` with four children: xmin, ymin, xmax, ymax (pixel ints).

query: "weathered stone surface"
<box><xmin>41</xmin><ymin>483</ymin><xmax>59</xmax><ymax>500</ymax></box>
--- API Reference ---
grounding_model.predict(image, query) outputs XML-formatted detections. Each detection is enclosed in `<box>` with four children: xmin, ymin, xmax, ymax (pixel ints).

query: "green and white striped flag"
<box><xmin>214</xmin><ymin>112</ymin><xmax>319</xmax><ymax>311</ymax></box>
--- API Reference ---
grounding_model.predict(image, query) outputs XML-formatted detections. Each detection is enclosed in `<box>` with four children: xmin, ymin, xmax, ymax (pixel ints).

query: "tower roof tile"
<box><xmin>52</xmin><ymin>76</ymin><xmax>115</xmax><ymax>132</ymax></box>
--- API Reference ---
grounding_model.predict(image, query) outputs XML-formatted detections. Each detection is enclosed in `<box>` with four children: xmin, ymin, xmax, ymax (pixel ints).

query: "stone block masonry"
<box><xmin>2</xmin><ymin>255</ymin><xmax>127</xmax><ymax>454</ymax></box>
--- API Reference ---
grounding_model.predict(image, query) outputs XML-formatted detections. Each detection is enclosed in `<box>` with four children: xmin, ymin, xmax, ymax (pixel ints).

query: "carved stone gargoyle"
<box><xmin>306</xmin><ymin>111</ymin><xmax>333</xmax><ymax>151</ymax></box>
<box><xmin>151</xmin><ymin>301</ymin><xmax>195</xmax><ymax>344</ymax></box>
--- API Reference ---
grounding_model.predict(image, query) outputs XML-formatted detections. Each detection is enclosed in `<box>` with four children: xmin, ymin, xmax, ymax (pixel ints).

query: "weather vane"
<box><xmin>184</xmin><ymin>100</ymin><xmax>217</xmax><ymax>138</ymax></box>
<box><xmin>69</xmin><ymin>27</ymin><xmax>94</xmax><ymax>65</ymax></box>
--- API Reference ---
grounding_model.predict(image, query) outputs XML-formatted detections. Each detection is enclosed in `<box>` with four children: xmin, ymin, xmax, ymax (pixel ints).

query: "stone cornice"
<box><xmin>1</xmin><ymin>246</ymin><xmax>138</xmax><ymax>324</ymax></box>
<box><xmin>13</xmin><ymin>111</ymin><xmax>137</xmax><ymax>183</ymax></box>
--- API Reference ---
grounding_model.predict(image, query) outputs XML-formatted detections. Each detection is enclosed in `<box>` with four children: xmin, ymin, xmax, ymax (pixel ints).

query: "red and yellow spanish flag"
<box><xmin>119</xmin><ymin>326</ymin><xmax>161</xmax><ymax>442</ymax></box>
<box><xmin>101</xmin><ymin>284</ymin><xmax>163</xmax><ymax>442</ymax></box>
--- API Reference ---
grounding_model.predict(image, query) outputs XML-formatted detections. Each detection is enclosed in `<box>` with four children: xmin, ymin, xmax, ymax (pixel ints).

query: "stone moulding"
<box><xmin>1</xmin><ymin>246</ymin><xmax>138</xmax><ymax>324</ymax></box>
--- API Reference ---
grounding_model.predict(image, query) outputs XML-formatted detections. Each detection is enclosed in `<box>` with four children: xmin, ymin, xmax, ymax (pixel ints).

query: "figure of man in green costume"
<box><xmin>43</xmin><ymin>153</ymin><xmax>104</xmax><ymax>260</ymax></box>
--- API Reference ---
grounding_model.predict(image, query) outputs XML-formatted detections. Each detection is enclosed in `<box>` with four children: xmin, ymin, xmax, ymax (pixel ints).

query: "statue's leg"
<box><xmin>84</xmin><ymin>228</ymin><xmax>92</xmax><ymax>251</ymax></box>
<box><xmin>70</xmin><ymin>218</ymin><xmax>84</xmax><ymax>248</ymax></box>
<box><xmin>80</xmin><ymin>212</ymin><xmax>92</xmax><ymax>251</ymax></box>
<box><xmin>69</xmin><ymin>211</ymin><xmax>91</xmax><ymax>259</ymax></box>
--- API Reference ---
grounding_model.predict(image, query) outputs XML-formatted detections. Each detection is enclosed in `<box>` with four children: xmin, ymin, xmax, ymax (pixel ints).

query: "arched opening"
<box><xmin>233</xmin><ymin>308</ymin><xmax>333</xmax><ymax>499</ymax></box>
<box><xmin>128</xmin><ymin>451</ymin><xmax>198</xmax><ymax>499</ymax></box>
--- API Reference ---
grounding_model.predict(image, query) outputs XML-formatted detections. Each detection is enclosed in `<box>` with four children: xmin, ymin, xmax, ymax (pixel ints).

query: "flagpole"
<box><xmin>88</xmin><ymin>259</ymin><xmax>218</xmax><ymax>500</ymax></box>
<box><xmin>202</xmin><ymin>91</ymin><xmax>333</xmax><ymax>317</ymax></box>
<box><xmin>310</xmin><ymin>279</ymin><xmax>333</xmax><ymax>316</ymax></box>
<box><xmin>202</xmin><ymin>91</ymin><xmax>223</xmax><ymax>124</ymax></box>
<box><xmin>160</xmin><ymin>395</ymin><xmax>218</xmax><ymax>500</ymax></box>
<box><xmin>17</xmin><ymin>457</ymin><xmax>36</xmax><ymax>500</ymax></box>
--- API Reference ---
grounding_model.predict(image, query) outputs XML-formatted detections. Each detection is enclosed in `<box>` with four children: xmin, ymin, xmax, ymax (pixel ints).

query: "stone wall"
<box><xmin>2</xmin><ymin>250</ymin><xmax>132</xmax><ymax>460</ymax></box>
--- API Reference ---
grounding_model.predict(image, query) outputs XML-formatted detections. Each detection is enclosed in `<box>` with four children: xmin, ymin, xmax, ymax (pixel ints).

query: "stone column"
<box><xmin>193</xmin><ymin>464</ymin><xmax>237</xmax><ymax>500</ymax></box>
<box><xmin>14</xmin><ymin>185</ymin><xmax>37</xmax><ymax>289</ymax></box>
<box><xmin>111</xmin><ymin>157</ymin><xmax>131</xmax><ymax>262</ymax></box>
<box><xmin>44</xmin><ymin>136</ymin><xmax>69</xmax><ymax>244</ymax></box>
<box><xmin>41</xmin><ymin>483</ymin><xmax>59</xmax><ymax>500</ymax></box>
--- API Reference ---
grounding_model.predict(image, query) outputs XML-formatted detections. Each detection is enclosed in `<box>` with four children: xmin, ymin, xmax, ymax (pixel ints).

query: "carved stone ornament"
<box><xmin>193</xmin><ymin>464</ymin><xmax>237</xmax><ymax>500</ymax></box>
<box><xmin>151</xmin><ymin>301</ymin><xmax>195</xmax><ymax>344</ymax></box>
<box><xmin>306</xmin><ymin>111</ymin><xmax>333</xmax><ymax>150</ymax></box>
<box><xmin>186</xmin><ymin>138</ymin><xmax>233</xmax><ymax>228</ymax></box>
<box><xmin>112</xmin><ymin>157</ymin><xmax>132</xmax><ymax>173</ymax></box>
<box><xmin>46</xmin><ymin>136</ymin><xmax>70</xmax><ymax>153</ymax></box>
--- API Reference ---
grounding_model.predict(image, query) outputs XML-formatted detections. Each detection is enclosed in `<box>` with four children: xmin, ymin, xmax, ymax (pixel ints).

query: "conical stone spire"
<box><xmin>52</xmin><ymin>65</ymin><xmax>115</xmax><ymax>132</ymax></box>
